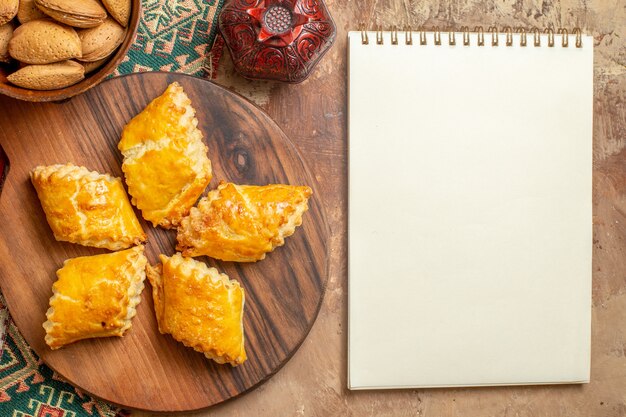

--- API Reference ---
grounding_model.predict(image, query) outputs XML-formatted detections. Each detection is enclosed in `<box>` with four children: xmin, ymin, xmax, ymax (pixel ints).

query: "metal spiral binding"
<box><xmin>359</xmin><ymin>26</ymin><xmax>583</xmax><ymax>48</ymax></box>
<box><xmin>504</xmin><ymin>27</ymin><xmax>513</xmax><ymax>46</ymax></box>
<box><xmin>573</xmin><ymin>28</ymin><xmax>582</xmax><ymax>47</ymax></box>
<box><xmin>517</xmin><ymin>27</ymin><xmax>527</xmax><ymax>46</ymax></box>
<box><xmin>558</xmin><ymin>28</ymin><xmax>568</xmax><ymax>47</ymax></box>
<box><xmin>391</xmin><ymin>25</ymin><xmax>398</xmax><ymax>45</ymax></box>
<box><xmin>475</xmin><ymin>26</ymin><xmax>484</xmax><ymax>46</ymax></box>
<box><xmin>532</xmin><ymin>27</ymin><xmax>541</xmax><ymax>46</ymax></box>
<box><xmin>488</xmin><ymin>26</ymin><xmax>499</xmax><ymax>46</ymax></box>
<box><xmin>462</xmin><ymin>26</ymin><xmax>470</xmax><ymax>46</ymax></box>
<box><xmin>545</xmin><ymin>28</ymin><xmax>555</xmax><ymax>47</ymax></box>
<box><xmin>404</xmin><ymin>25</ymin><xmax>413</xmax><ymax>45</ymax></box>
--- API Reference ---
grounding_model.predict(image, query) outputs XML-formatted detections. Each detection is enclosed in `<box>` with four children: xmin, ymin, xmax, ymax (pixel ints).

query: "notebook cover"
<box><xmin>348</xmin><ymin>30</ymin><xmax>593</xmax><ymax>389</ymax></box>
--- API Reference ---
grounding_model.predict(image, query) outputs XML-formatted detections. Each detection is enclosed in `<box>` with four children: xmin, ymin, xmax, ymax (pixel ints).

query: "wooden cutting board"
<box><xmin>0</xmin><ymin>73</ymin><xmax>329</xmax><ymax>412</ymax></box>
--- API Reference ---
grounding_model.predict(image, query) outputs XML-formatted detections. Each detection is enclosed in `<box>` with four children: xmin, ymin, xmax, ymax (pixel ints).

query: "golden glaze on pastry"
<box><xmin>43</xmin><ymin>246</ymin><xmax>147</xmax><ymax>350</ymax></box>
<box><xmin>146</xmin><ymin>254</ymin><xmax>246</xmax><ymax>366</ymax></box>
<box><xmin>118</xmin><ymin>82</ymin><xmax>212</xmax><ymax>229</ymax></box>
<box><xmin>176</xmin><ymin>182</ymin><xmax>312</xmax><ymax>262</ymax></box>
<box><xmin>31</xmin><ymin>164</ymin><xmax>146</xmax><ymax>251</ymax></box>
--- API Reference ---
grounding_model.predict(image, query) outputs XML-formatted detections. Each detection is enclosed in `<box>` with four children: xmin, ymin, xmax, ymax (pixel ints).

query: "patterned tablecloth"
<box><xmin>0</xmin><ymin>0</ymin><xmax>224</xmax><ymax>415</ymax></box>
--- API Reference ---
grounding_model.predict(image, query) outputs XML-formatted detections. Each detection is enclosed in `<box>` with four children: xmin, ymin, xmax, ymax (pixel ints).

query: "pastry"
<box><xmin>176</xmin><ymin>182</ymin><xmax>312</xmax><ymax>262</ymax></box>
<box><xmin>43</xmin><ymin>246</ymin><xmax>147</xmax><ymax>349</ymax></box>
<box><xmin>146</xmin><ymin>254</ymin><xmax>246</xmax><ymax>366</ymax></box>
<box><xmin>118</xmin><ymin>82</ymin><xmax>212</xmax><ymax>229</ymax></box>
<box><xmin>31</xmin><ymin>164</ymin><xmax>146</xmax><ymax>251</ymax></box>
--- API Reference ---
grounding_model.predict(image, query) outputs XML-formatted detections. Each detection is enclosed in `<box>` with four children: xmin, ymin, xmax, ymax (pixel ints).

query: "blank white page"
<box><xmin>348</xmin><ymin>31</ymin><xmax>593</xmax><ymax>389</ymax></box>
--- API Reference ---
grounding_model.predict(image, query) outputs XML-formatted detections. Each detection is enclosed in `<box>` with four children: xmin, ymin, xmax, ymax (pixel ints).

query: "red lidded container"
<box><xmin>219</xmin><ymin>0</ymin><xmax>336</xmax><ymax>83</ymax></box>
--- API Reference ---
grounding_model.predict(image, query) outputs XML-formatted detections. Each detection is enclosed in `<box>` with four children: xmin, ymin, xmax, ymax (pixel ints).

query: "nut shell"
<box><xmin>78</xmin><ymin>17</ymin><xmax>125</xmax><ymax>62</ymax></box>
<box><xmin>17</xmin><ymin>0</ymin><xmax>46</xmax><ymax>23</ymax></box>
<box><xmin>0</xmin><ymin>0</ymin><xmax>18</xmax><ymax>26</ymax></box>
<box><xmin>81</xmin><ymin>56</ymin><xmax>107</xmax><ymax>73</ymax></box>
<box><xmin>35</xmin><ymin>0</ymin><xmax>106</xmax><ymax>28</ymax></box>
<box><xmin>0</xmin><ymin>22</ymin><xmax>13</xmax><ymax>62</ymax></box>
<box><xmin>7</xmin><ymin>60</ymin><xmax>85</xmax><ymax>89</ymax></box>
<box><xmin>8</xmin><ymin>19</ymin><xmax>82</xmax><ymax>64</ymax></box>
<box><xmin>101</xmin><ymin>0</ymin><xmax>128</xmax><ymax>27</ymax></box>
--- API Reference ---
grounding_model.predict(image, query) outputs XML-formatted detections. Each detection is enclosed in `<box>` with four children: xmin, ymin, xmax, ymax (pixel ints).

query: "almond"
<box><xmin>35</xmin><ymin>0</ymin><xmax>106</xmax><ymax>28</ymax></box>
<box><xmin>81</xmin><ymin>55</ymin><xmax>107</xmax><ymax>73</ymax></box>
<box><xmin>8</xmin><ymin>19</ymin><xmax>81</xmax><ymax>64</ymax></box>
<box><xmin>17</xmin><ymin>0</ymin><xmax>46</xmax><ymax>23</ymax></box>
<box><xmin>7</xmin><ymin>60</ymin><xmax>84</xmax><ymax>89</ymax></box>
<box><xmin>101</xmin><ymin>0</ymin><xmax>128</xmax><ymax>27</ymax></box>
<box><xmin>0</xmin><ymin>22</ymin><xmax>13</xmax><ymax>62</ymax></box>
<box><xmin>0</xmin><ymin>0</ymin><xmax>18</xmax><ymax>25</ymax></box>
<box><xmin>78</xmin><ymin>17</ymin><xmax>125</xmax><ymax>62</ymax></box>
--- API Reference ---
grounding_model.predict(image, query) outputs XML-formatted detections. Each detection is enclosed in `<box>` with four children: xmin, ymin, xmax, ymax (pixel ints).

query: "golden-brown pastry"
<box><xmin>31</xmin><ymin>164</ymin><xmax>146</xmax><ymax>251</ymax></box>
<box><xmin>118</xmin><ymin>82</ymin><xmax>212</xmax><ymax>229</ymax></box>
<box><xmin>146</xmin><ymin>254</ymin><xmax>246</xmax><ymax>366</ymax></box>
<box><xmin>43</xmin><ymin>246</ymin><xmax>147</xmax><ymax>350</ymax></box>
<box><xmin>176</xmin><ymin>182</ymin><xmax>312</xmax><ymax>262</ymax></box>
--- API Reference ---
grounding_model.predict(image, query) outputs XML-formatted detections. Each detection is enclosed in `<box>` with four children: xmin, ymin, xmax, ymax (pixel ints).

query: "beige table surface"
<box><xmin>136</xmin><ymin>0</ymin><xmax>626</xmax><ymax>415</ymax></box>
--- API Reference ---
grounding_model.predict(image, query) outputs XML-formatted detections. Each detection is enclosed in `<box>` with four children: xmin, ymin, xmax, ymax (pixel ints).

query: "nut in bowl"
<box><xmin>0</xmin><ymin>0</ymin><xmax>139</xmax><ymax>101</ymax></box>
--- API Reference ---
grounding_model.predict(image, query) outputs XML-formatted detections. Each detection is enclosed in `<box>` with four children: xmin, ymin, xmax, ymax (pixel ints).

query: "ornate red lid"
<box><xmin>219</xmin><ymin>0</ymin><xmax>336</xmax><ymax>83</ymax></box>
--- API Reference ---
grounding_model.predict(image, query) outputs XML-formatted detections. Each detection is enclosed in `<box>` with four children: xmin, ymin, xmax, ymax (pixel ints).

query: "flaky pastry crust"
<box><xmin>31</xmin><ymin>163</ymin><xmax>146</xmax><ymax>251</ymax></box>
<box><xmin>43</xmin><ymin>246</ymin><xmax>147</xmax><ymax>349</ymax></box>
<box><xmin>176</xmin><ymin>182</ymin><xmax>312</xmax><ymax>262</ymax></box>
<box><xmin>146</xmin><ymin>254</ymin><xmax>246</xmax><ymax>366</ymax></box>
<box><xmin>118</xmin><ymin>82</ymin><xmax>212</xmax><ymax>229</ymax></box>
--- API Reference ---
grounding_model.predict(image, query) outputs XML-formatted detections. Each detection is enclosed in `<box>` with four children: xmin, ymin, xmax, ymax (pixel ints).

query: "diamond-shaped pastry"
<box><xmin>176</xmin><ymin>182</ymin><xmax>312</xmax><ymax>262</ymax></box>
<box><xmin>43</xmin><ymin>246</ymin><xmax>147</xmax><ymax>349</ymax></box>
<box><xmin>118</xmin><ymin>82</ymin><xmax>212</xmax><ymax>229</ymax></box>
<box><xmin>31</xmin><ymin>163</ymin><xmax>146</xmax><ymax>251</ymax></box>
<box><xmin>146</xmin><ymin>254</ymin><xmax>246</xmax><ymax>366</ymax></box>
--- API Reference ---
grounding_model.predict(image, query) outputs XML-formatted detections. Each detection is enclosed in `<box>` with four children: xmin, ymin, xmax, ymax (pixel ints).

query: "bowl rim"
<box><xmin>0</xmin><ymin>0</ymin><xmax>141</xmax><ymax>103</ymax></box>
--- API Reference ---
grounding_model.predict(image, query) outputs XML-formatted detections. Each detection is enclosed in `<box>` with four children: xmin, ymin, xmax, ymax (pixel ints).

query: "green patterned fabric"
<box><xmin>114</xmin><ymin>0</ymin><xmax>224</xmax><ymax>77</ymax></box>
<box><xmin>0</xmin><ymin>0</ymin><xmax>224</xmax><ymax>415</ymax></box>
<box><xmin>0</xmin><ymin>303</ymin><xmax>129</xmax><ymax>417</ymax></box>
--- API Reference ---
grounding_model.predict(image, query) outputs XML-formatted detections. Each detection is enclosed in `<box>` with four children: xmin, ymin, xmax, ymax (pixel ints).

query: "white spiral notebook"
<box><xmin>348</xmin><ymin>28</ymin><xmax>593</xmax><ymax>389</ymax></box>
